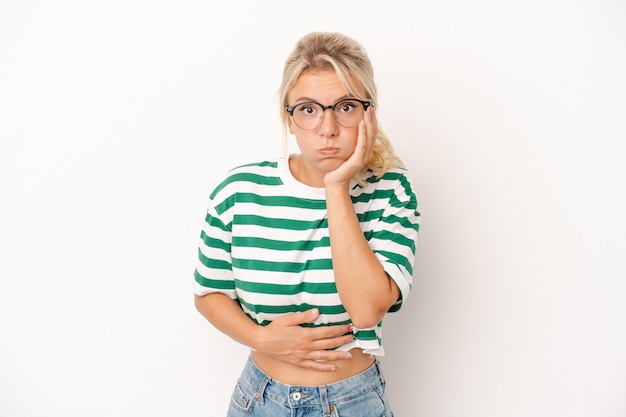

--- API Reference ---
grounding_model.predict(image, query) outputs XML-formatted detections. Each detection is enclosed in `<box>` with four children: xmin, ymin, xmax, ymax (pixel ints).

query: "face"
<box><xmin>286</xmin><ymin>69</ymin><xmax>365</xmax><ymax>187</ymax></box>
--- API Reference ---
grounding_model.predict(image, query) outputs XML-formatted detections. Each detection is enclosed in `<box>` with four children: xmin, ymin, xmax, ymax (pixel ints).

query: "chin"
<box><xmin>318</xmin><ymin>157</ymin><xmax>346</xmax><ymax>171</ymax></box>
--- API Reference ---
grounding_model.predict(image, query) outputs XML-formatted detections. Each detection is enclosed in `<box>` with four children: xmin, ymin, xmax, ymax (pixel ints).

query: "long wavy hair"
<box><xmin>278</xmin><ymin>32</ymin><xmax>404</xmax><ymax>176</ymax></box>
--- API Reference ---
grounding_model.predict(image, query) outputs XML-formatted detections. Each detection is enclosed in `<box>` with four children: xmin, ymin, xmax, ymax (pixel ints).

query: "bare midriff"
<box><xmin>251</xmin><ymin>348</ymin><xmax>375</xmax><ymax>386</ymax></box>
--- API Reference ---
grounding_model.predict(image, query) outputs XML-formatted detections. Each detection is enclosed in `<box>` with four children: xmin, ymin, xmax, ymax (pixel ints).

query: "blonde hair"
<box><xmin>278</xmin><ymin>32</ymin><xmax>404</xmax><ymax>176</ymax></box>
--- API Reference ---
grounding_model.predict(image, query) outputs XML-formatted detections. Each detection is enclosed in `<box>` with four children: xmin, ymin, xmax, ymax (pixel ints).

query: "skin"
<box><xmin>195</xmin><ymin>69</ymin><xmax>400</xmax><ymax>385</ymax></box>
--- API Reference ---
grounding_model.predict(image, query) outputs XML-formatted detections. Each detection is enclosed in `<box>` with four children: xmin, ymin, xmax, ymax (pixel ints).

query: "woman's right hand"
<box><xmin>254</xmin><ymin>308</ymin><xmax>354</xmax><ymax>372</ymax></box>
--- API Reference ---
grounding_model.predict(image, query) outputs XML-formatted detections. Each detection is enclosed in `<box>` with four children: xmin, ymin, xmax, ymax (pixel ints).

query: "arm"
<box><xmin>325</xmin><ymin>188</ymin><xmax>400</xmax><ymax>329</ymax></box>
<box><xmin>194</xmin><ymin>293</ymin><xmax>354</xmax><ymax>371</ymax></box>
<box><xmin>324</xmin><ymin>108</ymin><xmax>400</xmax><ymax>329</ymax></box>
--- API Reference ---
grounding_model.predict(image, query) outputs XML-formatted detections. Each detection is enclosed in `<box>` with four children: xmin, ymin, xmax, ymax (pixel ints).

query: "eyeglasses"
<box><xmin>285</xmin><ymin>98</ymin><xmax>373</xmax><ymax>130</ymax></box>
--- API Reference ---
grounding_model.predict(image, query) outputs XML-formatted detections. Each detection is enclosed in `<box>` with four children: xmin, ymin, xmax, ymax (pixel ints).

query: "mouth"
<box><xmin>319</xmin><ymin>147</ymin><xmax>339</xmax><ymax>157</ymax></box>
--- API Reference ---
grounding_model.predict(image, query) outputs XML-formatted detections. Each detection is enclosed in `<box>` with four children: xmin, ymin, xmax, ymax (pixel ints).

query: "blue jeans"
<box><xmin>226</xmin><ymin>355</ymin><xmax>394</xmax><ymax>417</ymax></box>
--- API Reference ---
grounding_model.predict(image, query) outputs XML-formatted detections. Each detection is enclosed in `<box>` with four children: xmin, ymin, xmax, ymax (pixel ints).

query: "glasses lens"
<box><xmin>290</xmin><ymin>99</ymin><xmax>367</xmax><ymax>130</ymax></box>
<box><xmin>292</xmin><ymin>102</ymin><xmax>324</xmax><ymax>130</ymax></box>
<box><xmin>333</xmin><ymin>99</ymin><xmax>365</xmax><ymax>128</ymax></box>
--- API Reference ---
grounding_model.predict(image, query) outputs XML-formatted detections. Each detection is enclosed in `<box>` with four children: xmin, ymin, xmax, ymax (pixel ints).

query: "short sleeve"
<box><xmin>368</xmin><ymin>170</ymin><xmax>420</xmax><ymax>312</ymax></box>
<box><xmin>193</xmin><ymin>192</ymin><xmax>237</xmax><ymax>299</ymax></box>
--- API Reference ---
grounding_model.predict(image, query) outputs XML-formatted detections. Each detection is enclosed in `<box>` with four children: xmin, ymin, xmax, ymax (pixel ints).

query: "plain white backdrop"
<box><xmin>1</xmin><ymin>1</ymin><xmax>625</xmax><ymax>416</ymax></box>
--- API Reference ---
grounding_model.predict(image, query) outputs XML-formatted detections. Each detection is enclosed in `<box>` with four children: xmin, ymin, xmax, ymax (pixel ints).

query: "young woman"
<box><xmin>193</xmin><ymin>31</ymin><xmax>420</xmax><ymax>416</ymax></box>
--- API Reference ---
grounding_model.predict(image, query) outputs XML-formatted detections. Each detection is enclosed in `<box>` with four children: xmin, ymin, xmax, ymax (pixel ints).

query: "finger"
<box><xmin>310</xmin><ymin>334</ymin><xmax>355</xmax><ymax>351</ymax></box>
<box><xmin>360</xmin><ymin>114</ymin><xmax>376</xmax><ymax>160</ymax></box>
<box><xmin>311</xmin><ymin>348</ymin><xmax>355</xmax><ymax>362</ymax></box>
<box><xmin>363</xmin><ymin>107</ymin><xmax>377</xmax><ymax>157</ymax></box>
<box><xmin>309</xmin><ymin>323</ymin><xmax>352</xmax><ymax>339</ymax></box>
<box><xmin>366</xmin><ymin>103</ymin><xmax>377</xmax><ymax>128</ymax></box>
<box><xmin>354</xmin><ymin>119</ymin><xmax>369</xmax><ymax>162</ymax></box>
<box><xmin>275</xmin><ymin>308</ymin><xmax>320</xmax><ymax>326</ymax></box>
<box><xmin>298</xmin><ymin>360</ymin><xmax>340</xmax><ymax>372</ymax></box>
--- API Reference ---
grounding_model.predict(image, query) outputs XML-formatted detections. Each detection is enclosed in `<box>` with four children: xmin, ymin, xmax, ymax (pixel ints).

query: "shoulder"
<box><xmin>223</xmin><ymin>159</ymin><xmax>281</xmax><ymax>182</ymax></box>
<box><xmin>358</xmin><ymin>167</ymin><xmax>418</xmax><ymax>208</ymax></box>
<box><xmin>361</xmin><ymin>167</ymin><xmax>416</xmax><ymax>193</ymax></box>
<box><xmin>210</xmin><ymin>160</ymin><xmax>282</xmax><ymax>199</ymax></box>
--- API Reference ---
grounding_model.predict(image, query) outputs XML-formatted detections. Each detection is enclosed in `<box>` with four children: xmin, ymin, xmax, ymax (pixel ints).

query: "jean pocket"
<box><xmin>229</xmin><ymin>382</ymin><xmax>254</xmax><ymax>413</ymax></box>
<box><xmin>333</xmin><ymin>387</ymin><xmax>388</xmax><ymax>417</ymax></box>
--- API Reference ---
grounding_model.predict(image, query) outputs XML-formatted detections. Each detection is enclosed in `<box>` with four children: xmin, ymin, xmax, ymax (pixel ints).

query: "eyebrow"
<box><xmin>291</xmin><ymin>95</ymin><xmax>351</xmax><ymax>105</ymax></box>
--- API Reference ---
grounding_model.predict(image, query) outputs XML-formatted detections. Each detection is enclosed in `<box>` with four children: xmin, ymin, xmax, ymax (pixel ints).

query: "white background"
<box><xmin>1</xmin><ymin>1</ymin><xmax>625</xmax><ymax>416</ymax></box>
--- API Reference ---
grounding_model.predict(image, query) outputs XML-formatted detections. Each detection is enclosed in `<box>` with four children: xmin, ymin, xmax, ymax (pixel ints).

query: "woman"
<box><xmin>194</xmin><ymin>31</ymin><xmax>420</xmax><ymax>416</ymax></box>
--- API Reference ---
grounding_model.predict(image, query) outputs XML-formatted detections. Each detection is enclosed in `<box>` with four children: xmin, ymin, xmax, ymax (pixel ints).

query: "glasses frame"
<box><xmin>285</xmin><ymin>98</ymin><xmax>374</xmax><ymax>130</ymax></box>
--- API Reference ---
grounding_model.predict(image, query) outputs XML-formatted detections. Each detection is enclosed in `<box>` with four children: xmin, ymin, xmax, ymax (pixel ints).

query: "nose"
<box><xmin>318</xmin><ymin>108</ymin><xmax>339</xmax><ymax>137</ymax></box>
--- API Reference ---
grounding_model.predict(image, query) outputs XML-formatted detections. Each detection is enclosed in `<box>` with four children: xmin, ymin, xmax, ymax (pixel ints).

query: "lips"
<box><xmin>319</xmin><ymin>147</ymin><xmax>339</xmax><ymax>156</ymax></box>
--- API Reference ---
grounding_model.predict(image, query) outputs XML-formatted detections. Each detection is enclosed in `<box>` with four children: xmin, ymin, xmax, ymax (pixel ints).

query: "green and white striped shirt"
<box><xmin>194</xmin><ymin>157</ymin><xmax>420</xmax><ymax>355</ymax></box>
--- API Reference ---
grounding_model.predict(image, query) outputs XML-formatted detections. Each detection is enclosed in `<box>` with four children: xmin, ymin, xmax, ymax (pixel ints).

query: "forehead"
<box><xmin>288</xmin><ymin>69</ymin><xmax>363</xmax><ymax>103</ymax></box>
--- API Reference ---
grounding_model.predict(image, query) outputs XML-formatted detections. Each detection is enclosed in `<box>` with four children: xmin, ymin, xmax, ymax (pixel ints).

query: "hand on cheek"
<box><xmin>324</xmin><ymin>107</ymin><xmax>377</xmax><ymax>189</ymax></box>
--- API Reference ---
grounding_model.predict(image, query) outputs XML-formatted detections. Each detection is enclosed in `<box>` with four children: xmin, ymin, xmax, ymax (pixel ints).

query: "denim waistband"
<box><xmin>238</xmin><ymin>354</ymin><xmax>386</xmax><ymax>410</ymax></box>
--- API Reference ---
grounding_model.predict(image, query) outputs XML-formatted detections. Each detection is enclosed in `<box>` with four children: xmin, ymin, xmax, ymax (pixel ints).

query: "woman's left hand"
<box><xmin>324</xmin><ymin>106</ymin><xmax>377</xmax><ymax>188</ymax></box>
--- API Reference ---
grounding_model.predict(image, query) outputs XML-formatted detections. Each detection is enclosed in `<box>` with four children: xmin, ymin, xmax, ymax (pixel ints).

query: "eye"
<box><xmin>296</xmin><ymin>103</ymin><xmax>320</xmax><ymax>117</ymax></box>
<box><xmin>335</xmin><ymin>100</ymin><xmax>358</xmax><ymax>114</ymax></box>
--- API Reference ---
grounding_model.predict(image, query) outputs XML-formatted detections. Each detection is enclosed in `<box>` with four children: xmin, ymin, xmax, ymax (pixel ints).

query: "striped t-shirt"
<box><xmin>193</xmin><ymin>157</ymin><xmax>420</xmax><ymax>355</ymax></box>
